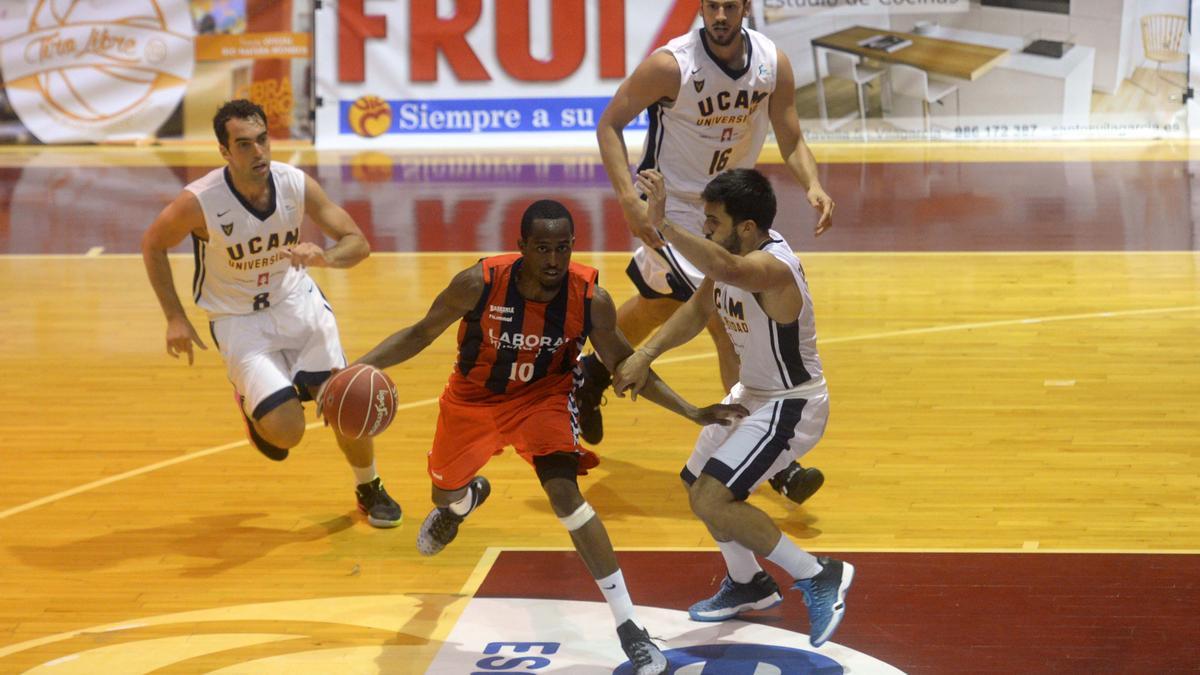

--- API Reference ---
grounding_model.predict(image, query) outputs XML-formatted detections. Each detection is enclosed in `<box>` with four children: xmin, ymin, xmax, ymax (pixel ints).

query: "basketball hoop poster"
<box><xmin>313</xmin><ymin>1</ymin><xmax>701</xmax><ymax>149</ymax></box>
<box><xmin>0</xmin><ymin>0</ymin><xmax>195</xmax><ymax>144</ymax></box>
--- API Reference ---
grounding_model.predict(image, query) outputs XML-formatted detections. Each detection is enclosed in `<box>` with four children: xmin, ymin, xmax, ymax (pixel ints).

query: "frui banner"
<box><xmin>314</xmin><ymin>1</ymin><xmax>706</xmax><ymax>148</ymax></box>
<box><xmin>315</xmin><ymin>0</ymin><xmax>1196</xmax><ymax>147</ymax></box>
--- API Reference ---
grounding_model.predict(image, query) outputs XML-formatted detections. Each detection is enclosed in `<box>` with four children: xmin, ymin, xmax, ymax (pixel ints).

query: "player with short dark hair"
<box><xmin>584</xmin><ymin>0</ymin><xmax>833</xmax><ymax>507</ymax></box>
<box><xmin>357</xmin><ymin>200</ymin><xmax>748</xmax><ymax>675</ymax></box>
<box><xmin>616</xmin><ymin>168</ymin><xmax>853</xmax><ymax>647</ymax></box>
<box><xmin>142</xmin><ymin>99</ymin><xmax>402</xmax><ymax>528</ymax></box>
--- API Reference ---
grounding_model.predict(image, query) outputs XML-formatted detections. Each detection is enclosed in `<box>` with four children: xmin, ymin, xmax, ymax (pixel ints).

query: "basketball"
<box><xmin>320</xmin><ymin>364</ymin><xmax>398</xmax><ymax>439</ymax></box>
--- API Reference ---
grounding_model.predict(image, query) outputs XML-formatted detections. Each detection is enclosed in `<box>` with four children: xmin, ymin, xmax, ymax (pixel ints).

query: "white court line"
<box><xmin>0</xmin><ymin>397</ymin><xmax>438</xmax><ymax>522</ymax></box>
<box><xmin>84</xmin><ymin>246</ymin><xmax>104</xmax><ymax>257</ymax></box>
<box><xmin>1</xmin><ymin>303</ymin><xmax>1198</xmax><ymax>522</ymax></box>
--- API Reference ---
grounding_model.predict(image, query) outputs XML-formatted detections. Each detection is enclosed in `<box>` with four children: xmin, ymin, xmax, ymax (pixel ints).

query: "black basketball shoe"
<box><xmin>355</xmin><ymin>476</ymin><xmax>402</xmax><ymax>528</ymax></box>
<box><xmin>417</xmin><ymin>476</ymin><xmax>491</xmax><ymax>555</ymax></box>
<box><xmin>768</xmin><ymin>462</ymin><xmax>824</xmax><ymax>506</ymax></box>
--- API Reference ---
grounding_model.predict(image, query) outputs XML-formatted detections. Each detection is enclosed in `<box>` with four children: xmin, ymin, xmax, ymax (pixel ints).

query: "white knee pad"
<box><xmin>558</xmin><ymin>501</ymin><xmax>596</xmax><ymax>531</ymax></box>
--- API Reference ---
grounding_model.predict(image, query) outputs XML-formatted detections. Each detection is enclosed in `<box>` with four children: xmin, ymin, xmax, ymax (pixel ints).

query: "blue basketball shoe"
<box><xmin>793</xmin><ymin>557</ymin><xmax>855</xmax><ymax>647</ymax></box>
<box><xmin>688</xmin><ymin>571</ymin><xmax>782</xmax><ymax>622</ymax></box>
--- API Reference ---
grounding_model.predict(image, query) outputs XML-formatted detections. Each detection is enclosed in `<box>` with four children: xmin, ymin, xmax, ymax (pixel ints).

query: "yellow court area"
<box><xmin>1</xmin><ymin>238</ymin><xmax>1199</xmax><ymax>670</ymax></box>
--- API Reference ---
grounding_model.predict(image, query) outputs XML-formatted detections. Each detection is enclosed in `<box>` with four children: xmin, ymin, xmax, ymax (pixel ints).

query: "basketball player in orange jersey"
<box><xmin>580</xmin><ymin>0</ymin><xmax>832</xmax><ymax>507</ymax></box>
<box><xmin>357</xmin><ymin>200</ymin><xmax>747</xmax><ymax>675</ymax></box>
<box><xmin>142</xmin><ymin>100</ymin><xmax>402</xmax><ymax>528</ymax></box>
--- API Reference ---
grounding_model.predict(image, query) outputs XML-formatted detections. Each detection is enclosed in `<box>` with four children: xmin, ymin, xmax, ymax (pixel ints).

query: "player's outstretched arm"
<box><xmin>295</xmin><ymin>173</ymin><xmax>370</xmax><ymax>269</ymax></box>
<box><xmin>769</xmin><ymin>49</ymin><xmax>834</xmax><ymax>237</ymax></box>
<box><xmin>596</xmin><ymin>50</ymin><xmax>680</xmax><ymax>249</ymax></box>
<box><xmin>638</xmin><ymin>169</ymin><xmax>795</xmax><ymax>293</ymax></box>
<box><xmin>357</xmin><ymin>264</ymin><xmax>484</xmax><ymax>371</ymax></box>
<box><xmin>590</xmin><ymin>286</ymin><xmax>747</xmax><ymax>427</ymax></box>
<box><xmin>142</xmin><ymin>191</ymin><xmax>208</xmax><ymax>365</ymax></box>
<box><xmin>613</xmin><ymin>278</ymin><xmax>714</xmax><ymax>398</ymax></box>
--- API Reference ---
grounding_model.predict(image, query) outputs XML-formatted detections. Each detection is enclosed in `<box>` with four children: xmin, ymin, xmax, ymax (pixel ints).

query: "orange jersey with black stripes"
<box><xmin>452</xmin><ymin>254</ymin><xmax>597</xmax><ymax>400</ymax></box>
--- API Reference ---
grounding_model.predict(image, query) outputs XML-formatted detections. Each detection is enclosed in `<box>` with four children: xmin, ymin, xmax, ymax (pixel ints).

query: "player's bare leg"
<box><xmin>246</xmin><ymin>398</ymin><xmax>304</xmax><ymax>451</ymax></box>
<box><xmin>689</xmin><ymin>475</ymin><xmax>852</xmax><ymax>646</ymax></box>
<box><xmin>333</xmin><ymin>430</ymin><xmax>401</xmax><ymax>528</ymax></box>
<box><xmin>542</xmin><ymin>472</ymin><xmax>666</xmax><ymax>674</ymax></box>
<box><xmin>310</xmin><ymin>379</ymin><xmax>401</xmax><ymax>529</ymax></box>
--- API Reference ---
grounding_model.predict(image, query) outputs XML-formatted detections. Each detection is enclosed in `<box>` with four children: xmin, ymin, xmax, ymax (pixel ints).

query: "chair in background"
<box><xmin>1139</xmin><ymin>14</ymin><xmax>1188</xmax><ymax>95</ymax></box>
<box><xmin>888</xmin><ymin>63</ymin><xmax>959</xmax><ymax>133</ymax></box>
<box><xmin>825</xmin><ymin>50</ymin><xmax>889</xmax><ymax>129</ymax></box>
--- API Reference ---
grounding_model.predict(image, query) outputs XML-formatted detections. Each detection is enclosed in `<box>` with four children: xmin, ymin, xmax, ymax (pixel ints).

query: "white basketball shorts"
<box><xmin>681</xmin><ymin>382</ymin><xmax>830</xmax><ymax>500</ymax></box>
<box><xmin>209</xmin><ymin>278</ymin><xmax>347</xmax><ymax>419</ymax></box>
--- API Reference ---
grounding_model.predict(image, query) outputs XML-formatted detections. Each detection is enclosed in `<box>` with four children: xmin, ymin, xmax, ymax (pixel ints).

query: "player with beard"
<box><xmin>583</xmin><ymin>0</ymin><xmax>834</xmax><ymax>507</ymax></box>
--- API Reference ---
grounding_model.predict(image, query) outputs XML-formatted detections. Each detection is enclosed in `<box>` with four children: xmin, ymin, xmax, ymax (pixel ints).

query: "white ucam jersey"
<box><xmin>640</xmin><ymin>27</ymin><xmax>777</xmax><ymax>218</ymax></box>
<box><xmin>713</xmin><ymin>232</ymin><xmax>823</xmax><ymax>394</ymax></box>
<box><xmin>186</xmin><ymin>161</ymin><xmax>309</xmax><ymax>317</ymax></box>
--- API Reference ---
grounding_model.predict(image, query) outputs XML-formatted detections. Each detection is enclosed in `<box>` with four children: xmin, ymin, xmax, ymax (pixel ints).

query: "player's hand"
<box><xmin>807</xmin><ymin>184</ymin><xmax>834</xmax><ymax>237</ymax></box>
<box><xmin>612</xmin><ymin>349</ymin><xmax>654</xmax><ymax>401</ymax></box>
<box><xmin>165</xmin><ymin>315</ymin><xmax>206</xmax><ymax>365</ymax></box>
<box><xmin>621</xmin><ymin>194</ymin><xmax>662</xmax><ymax>250</ymax></box>
<box><xmin>690</xmin><ymin>403</ymin><xmax>749</xmax><ymax>427</ymax></box>
<box><xmin>635</xmin><ymin>169</ymin><xmax>668</xmax><ymax>234</ymax></box>
<box><xmin>288</xmin><ymin>242</ymin><xmax>328</xmax><ymax>268</ymax></box>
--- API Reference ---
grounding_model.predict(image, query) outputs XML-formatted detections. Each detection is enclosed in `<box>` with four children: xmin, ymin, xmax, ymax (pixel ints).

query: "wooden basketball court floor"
<box><xmin>1</xmin><ymin>141</ymin><xmax>1198</xmax><ymax>673</ymax></box>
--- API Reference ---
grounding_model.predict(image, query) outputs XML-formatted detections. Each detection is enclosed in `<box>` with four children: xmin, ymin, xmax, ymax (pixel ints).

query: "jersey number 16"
<box><xmin>708</xmin><ymin>148</ymin><xmax>732</xmax><ymax>175</ymax></box>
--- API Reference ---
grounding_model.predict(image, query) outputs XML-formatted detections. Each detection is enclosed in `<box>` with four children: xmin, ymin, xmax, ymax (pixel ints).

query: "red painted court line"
<box><xmin>476</xmin><ymin>549</ymin><xmax>1200</xmax><ymax>673</ymax></box>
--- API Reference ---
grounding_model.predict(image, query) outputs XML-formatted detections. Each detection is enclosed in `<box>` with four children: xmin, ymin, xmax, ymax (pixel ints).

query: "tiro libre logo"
<box><xmin>0</xmin><ymin>0</ymin><xmax>195</xmax><ymax>143</ymax></box>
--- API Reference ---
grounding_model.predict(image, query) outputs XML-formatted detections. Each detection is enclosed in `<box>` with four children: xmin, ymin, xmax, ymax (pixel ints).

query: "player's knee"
<box><xmin>257</xmin><ymin>404</ymin><xmax>306</xmax><ymax>448</ymax></box>
<box><xmin>688</xmin><ymin>476</ymin><xmax>732</xmax><ymax>522</ymax></box>
<box><xmin>542</xmin><ymin>477</ymin><xmax>585</xmax><ymax>516</ymax></box>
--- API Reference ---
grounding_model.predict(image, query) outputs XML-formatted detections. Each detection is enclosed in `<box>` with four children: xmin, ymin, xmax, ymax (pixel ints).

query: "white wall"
<box><xmin>895</xmin><ymin>0</ymin><xmax>1148</xmax><ymax>94</ymax></box>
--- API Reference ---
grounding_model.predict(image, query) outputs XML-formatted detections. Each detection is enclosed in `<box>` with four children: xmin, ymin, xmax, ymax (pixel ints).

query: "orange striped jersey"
<box><xmin>453</xmin><ymin>254</ymin><xmax>597</xmax><ymax>398</ymax></box>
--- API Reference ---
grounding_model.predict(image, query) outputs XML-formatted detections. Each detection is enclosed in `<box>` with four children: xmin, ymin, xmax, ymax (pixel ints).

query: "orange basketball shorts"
<box><xmin>427</xmin><ymin>375</ymin><xmax>597</xmax><ymax>490</ymax></box>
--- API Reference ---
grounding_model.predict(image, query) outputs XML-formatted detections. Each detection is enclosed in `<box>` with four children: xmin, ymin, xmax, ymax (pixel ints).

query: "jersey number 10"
<box><xmin>509</xmin><ymin>362</ymin><xmax>535</xmax><ymax>382</ymax></box>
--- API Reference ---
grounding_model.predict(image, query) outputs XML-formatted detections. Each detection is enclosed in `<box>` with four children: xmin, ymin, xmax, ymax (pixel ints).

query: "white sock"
<box><xmin>448</xmin><ymin>486</ymin><xmax>474</xmax><ymax>516</ymax></box>
<box><xmin>765</xmin><ymin>534</ymin><xmax>822</xmax><ymax>581</ymax></box>
<box><xmin>351</xmin><ymin>462</ymin><xmax>378</xmax><ymax>486</ymax></box>
<box><xmin>596</xmin><ymin>569</ymin><xmax>636</xmax><ymax>627</ymax></box>
<box><xmin>717</xmin><ymin>539</ymin><xmax>762</xmax><ymax>583</ymax></box>
<box><xmin>448</xmin><ymin>480</ymin><xmax>475</xmax><ymax>511</ymax></box>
